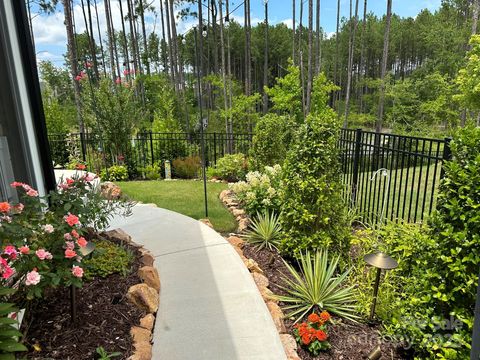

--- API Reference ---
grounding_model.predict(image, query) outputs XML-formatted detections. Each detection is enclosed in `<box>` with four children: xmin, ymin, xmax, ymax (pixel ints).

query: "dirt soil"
<box><xmin>21</xmin><ymin>239</ymin><xmax>144</xmax><ymax>360</ymax></box>
<box><xmin>242</xmin><ymin>244</ymin><xmax>410</xmax><ymax>360</ymax></box>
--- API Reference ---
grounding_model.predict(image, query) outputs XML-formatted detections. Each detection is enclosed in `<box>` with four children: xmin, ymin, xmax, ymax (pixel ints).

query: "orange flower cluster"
<box><xmin>293</xmin><ymin>311</ymin><xmax>331</xmax><ymax>346</ymax></box>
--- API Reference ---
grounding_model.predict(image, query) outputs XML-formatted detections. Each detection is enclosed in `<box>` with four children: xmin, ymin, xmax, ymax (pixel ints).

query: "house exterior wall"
<box><xmin>0</xmin><ymin>0</ymin><xmax>55</xmax><ymax>201</ymax></box>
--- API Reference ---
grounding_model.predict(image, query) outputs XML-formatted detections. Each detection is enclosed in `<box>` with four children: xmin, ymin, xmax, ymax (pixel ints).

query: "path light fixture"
<box><xmin>364</xmin><ymin>168</ymin><xmax>398</xmax><ymax>323</ymax></box>
<box><xmin>367</xmin><ymin>345</ymin><xmax>382</xmax><ymax>360</ymax></box>
<box><xmin>71</xmin><ymin>242</ymin><xmax>95</xmax><ymax>323</ymax></box>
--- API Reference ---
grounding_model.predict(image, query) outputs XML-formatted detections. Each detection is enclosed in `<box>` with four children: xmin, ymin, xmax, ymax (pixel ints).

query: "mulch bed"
<box><xmin>21</xmin><ymin>238</ymin><xmax>144</xmax><ymax>360</ymax></box>
<box><xmin>242</xmin><ymin>244</ymin><xmax>410</xmax><ymax>360</ymax></box>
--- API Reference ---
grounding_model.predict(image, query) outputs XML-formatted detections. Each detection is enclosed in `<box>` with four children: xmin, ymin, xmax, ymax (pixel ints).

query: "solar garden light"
<box><xmin>364</xmin><ymin>168</ymin><xmax>398</xmax><ymax>323</ymax></box>
<box><xmin>70</xmin><ymin>242</ymin><xmax>95</xmax><ymax>323</ymax></box>
<box><xmin>367</xmin><ymin>345</ymin><xmax>382</xmax><ymax>360</ymax></box>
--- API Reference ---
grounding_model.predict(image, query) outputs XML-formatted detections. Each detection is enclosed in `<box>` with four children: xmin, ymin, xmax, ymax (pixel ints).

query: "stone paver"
<box><xmin>109</xmin><ymin>204</ymin><xmax>286</xmax><ymax>360</ymax></box>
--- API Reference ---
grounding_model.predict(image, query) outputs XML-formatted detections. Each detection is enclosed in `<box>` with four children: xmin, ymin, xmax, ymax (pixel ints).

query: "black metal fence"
<box><xmin>339</xmin><ymin>129</ymin><xmax>451</xmax><ymax>225</ymax></box>
<box><xmin>48</xmin><ymin>132</ymin><xmax>253</xmax><ymax>175</ymax></box>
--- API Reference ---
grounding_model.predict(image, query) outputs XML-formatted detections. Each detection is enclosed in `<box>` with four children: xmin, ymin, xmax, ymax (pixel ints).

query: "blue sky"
<box><xmin>32</xmin><ymin>0</ymin><xmax>442</xmax><ymax>66</ymax></box>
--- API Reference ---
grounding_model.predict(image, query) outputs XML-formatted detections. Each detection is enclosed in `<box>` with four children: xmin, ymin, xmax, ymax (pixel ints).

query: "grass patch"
<box><xmin>116</xmin><ymin>180</ymin><xmax>236</xmax><ymax>233</ymax></box>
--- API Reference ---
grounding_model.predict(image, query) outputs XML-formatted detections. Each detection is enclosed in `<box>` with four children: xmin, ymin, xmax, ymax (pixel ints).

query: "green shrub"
<box><xmin>82</xmin><ymin>240</ymin><xmax>134</xmax><ymax>279</ymax></box>
<box><xmin>208</xmin><ymin>153</ymin><xmax>248</xmax><ymax>182</ymax></box>
<box><xmin>230</xmin><ymin>164</ymin><xmax>283</xmax><ymax>216</ymax></box>
<box><xmin>173</xmin><ymin>156</ymin><xmax>201</xmax><ymax>179</ymax></box>
<box><xmin>279</xmin><ymin>110</ymin><xmax>349</xmax><ymax>257</ymax></box>
<box><xmin>100</xmin><ymin>165</ymin><xmax>129</xmax><ymax>182</ymax></box>
<box><xmin>249</xmin><ymin>114</ymin><xmax>296</xmax><ymax>170</ymax></box>
<box><xmin>244</xmin><ymin>211</ymin><xmax>282</xmax><ymax>251</ymax></box>
<box><xmin>143</xmin><ymin>162</ymin><xmax>162</xmax><ymax>180</ymax></box>
<box><xmin>0</xmin><ymin>287</ymin><xmax>27</xmax><ymax>357</ymax></box>
<box><xmin>275</xmin><ymin>250</ymin><xmax>357</xmax><ymax>323</ymax></box>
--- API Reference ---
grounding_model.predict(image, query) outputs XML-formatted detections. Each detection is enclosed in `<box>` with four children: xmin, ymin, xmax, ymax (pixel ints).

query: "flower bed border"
<box><xmin>102</xmin><ymin>228</ymin><xmax>160</xmax><ymax>360</ymax></box>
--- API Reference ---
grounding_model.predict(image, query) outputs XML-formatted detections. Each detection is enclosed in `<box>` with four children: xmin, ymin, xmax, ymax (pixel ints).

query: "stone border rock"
<box><xmin>219</xmin><ymin>189</ymin><xmax>250</xmax><ymax>233</ymax></box>
<box><xmin>102</xmin><ymin>228</ymin><xmax>160</xmax><ymax>360</ymax></box>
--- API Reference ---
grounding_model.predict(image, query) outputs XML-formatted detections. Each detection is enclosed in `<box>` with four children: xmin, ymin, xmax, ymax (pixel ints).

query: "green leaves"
<box><xmin>275</xmin><ymin>250</ymin><xmax>358</xmax><ymax>323</ymax></box>
<box><xmin>244</xmin><ymin>211</ymin><xmax>282</xmax><ymax>251</ymax></box>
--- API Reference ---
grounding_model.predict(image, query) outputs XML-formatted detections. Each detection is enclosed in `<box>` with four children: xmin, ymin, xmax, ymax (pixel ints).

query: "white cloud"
<box><xmin>280</xmin><ymin>18</ymin><xmax>294</xmax><ymax>29</ymax></box>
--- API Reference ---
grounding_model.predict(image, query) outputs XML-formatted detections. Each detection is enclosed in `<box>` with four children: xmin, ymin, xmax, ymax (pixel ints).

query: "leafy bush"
<box><xmin>249</xmin><ymin>114</ymin><xmax>295</xmax><ymax>170</ymax></box>
<box><xmin>173</xmin><ymin>156</ymin><xmax>201</xmax><ymax>179</ymax></box>
<box><xmin>100</xmin><ymin>165</ymin><xmax>129</xmax><ymax>182</ymax></box>
<box><xmin>230</xmin><ymin>164</ymin><xmax>282</xmax><ymax>215</ymax></box>
<box><xmin>208</xmin><ymin>153</ymin><xmax>248</xmax><ymax>182</ymax></box>
<box><xmin>279</xmin><ymin>110</ymin><xmax>349</xmax><ymax>256</ymax></box>
<box><xmin>276</xmin><ymin>250</ymin><xmax>357</xmax><ymax>323</ymax></box>
<box><xmin>244</xmin><ymin>211</ymin><xmax>282</xmax><ymax>251</ymax></box>
<box><xmin>142</xmin><ymin>162</ymin><xmax>162</xmax><ymax>180</ymax></box>
<box><xmin>0</xmin><ymin>287</ymin><xmax>27</xmax><ymax>357</ymax></box>
<box><xmin>82</xmin><ymin>240</ymin><xmax>134</xmax><ymax>279</ymax></box>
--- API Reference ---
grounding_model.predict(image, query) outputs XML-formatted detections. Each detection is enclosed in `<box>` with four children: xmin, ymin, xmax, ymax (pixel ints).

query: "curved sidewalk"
<box><xmin>108</xmin><ymin>204</ymin><xmax>286</xmax><ymax>360</ymax></box>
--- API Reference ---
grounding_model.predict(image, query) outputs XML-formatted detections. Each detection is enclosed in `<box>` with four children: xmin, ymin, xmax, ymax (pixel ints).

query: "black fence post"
<box><xmin>351</xmin><ymin>128</ymin><xmax>362</xmax><ymax>205</ymax></box>
<box><xmin>213</xmin><ymin>132</ymin><xmax>217</xmax><ymax>165</ymax></box>
<box><xmin>441</xmin><ymin>137</ymin><xmax>452</xmax><ymax>178</ymax></box>
<box><xmin>149</xmin><ymin>131</ymin><xmax>154</xmax><ymax>166</ymax></box>
<box><xmin>79</xmin><ymin>132</ymin><xmax>86</xmax><ymax>162</ymax></box>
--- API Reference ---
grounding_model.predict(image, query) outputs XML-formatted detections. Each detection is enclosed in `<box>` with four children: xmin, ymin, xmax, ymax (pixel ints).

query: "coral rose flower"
<box><xmin>72</xmin><ymin>265</ymin><xmax>84</xmax><ymax>278</ymax></box>
<box><xmin>19</xmin><ymin>246</ymin><xmax>30</xmax><ymax>254</ymax></box>
<box><xmin>64</xmin><ymin>213</ymin><xmax>79</xmax><ymax>226</ymax></box>
<box><xmin>76</xmin><ymin>164</ymin><xmax>86</xmax><ymax>170</ymax></box>
<box><xmin>77</xmin><ymin>237</ymin><xmax>88</xmax><ymax>247</ymax></box>
<box><xmin>26</xmin><ymin>189</ymin><xmax>39</xmax><ymax>197</ymax></box>
<box><xmin>0</xmin><ymin>202</ymin><xmax>11</xmax><ymax>213</ymax></box>
<box><xmin>71</xmin><ymin>230</ymin><xmax>79</xmax><ymax>239</ymax></box>
<box><xmin>65</xmin><ymin>249</ymin><xmax>77</xmax><ymax>258</ymax></box>
<box><xmin>25</xmin><ymin>270</ymin><xmax>41</xmax><ymax>285</ymax></box>
<box><xmin>307</xmin><ymin>313</ymin><xmax>321</xmax><ymax>324</ymax></box>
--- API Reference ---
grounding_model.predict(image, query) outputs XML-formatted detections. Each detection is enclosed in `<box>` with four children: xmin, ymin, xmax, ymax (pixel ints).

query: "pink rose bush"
<box><xmin>0</xmin><ymin>170</ymin><xmax>132</xmax><ymax>302</ymax></box>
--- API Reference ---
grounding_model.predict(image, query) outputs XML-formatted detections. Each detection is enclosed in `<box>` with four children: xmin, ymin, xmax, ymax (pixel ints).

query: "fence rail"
<box><xmin>339</xmin><ymin>129</ymin><xmax>450</xmax><ymax>225</ymax></box>
<box><xmin>48</xmin><ymin>132</ymin><xmax>253</xmax><ymax>175</ymax></box>
<box><xmin>48</xmin><ymin>129</ymin><xmax>449</xmax><ymax>225</ymax></box>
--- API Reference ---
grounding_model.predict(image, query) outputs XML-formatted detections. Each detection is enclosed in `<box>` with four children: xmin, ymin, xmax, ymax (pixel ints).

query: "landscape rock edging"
<box><xmin>102</xmin><ymin>229</ymin><xmax>160</xmax><ymax>360</ymax></box>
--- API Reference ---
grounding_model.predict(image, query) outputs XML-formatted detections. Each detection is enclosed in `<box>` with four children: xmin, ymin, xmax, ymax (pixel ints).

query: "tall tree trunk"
<box><xmin>80</xmin><ymin>0</ymin><xmax>99</xmax><ymax>79</ymax></box>
<box><xmin>226</xmin><ymin>0</ymin><xmax>234</xmax><ymax>144</ymax></box>
<box><xmin>118</xmin><ymin>0</ymin><xmax>131</xmax><ymax>77</ymax></box>
<box><xmin>292</xmin><ymin>0</ymin><xmax>296</xmax><ymax>63</ymax></box>
<box><xmin>211</xmin><ymin>0</ymin><xmax>219</xmax><ymax>73</ymax></box>
<box><xmin>315</xmin><ymin>0</ymin><xmax>321</xmax><ymax>74</ymax></box>
<box><xmin>263</xmin><ymin>0</ymin><xmax>269</xmax><ymax>114</ymax></box>
<box><xmin>357</xmin><ymin>0</ymin><xmax>367</xmax><ymax>110</ymax></box>
<box><xmin>62</xmin><ymin>0</ymin><xmax>84</xmax><ymax>132</ymax></box>
<box><xmin>139</xmin><ymin>0</ymin><xmax>150</xmax><ymax>74</ymax></box>
<box><xmin>107</xmin><ymin>0</ymin><xmax>121</xmax><ymax>79</ymax></box>
<box><xmin>306</xmin><ymin>0</ymin><xmax>313</xmax><ymax>113</ymax></box>
<box><xmin>131</xmin><ymin>1</ymin><xmax>143</xmax><ymax>74</ymax></box>
<box><xmin>104</xmin><ymin>0</ymin><xmax>117</xmax><ymax>80</ymax></box>
<box><xmin>244</xmin><ymin>0</ymin><xmax>251</xmax><ymax>96</ymax></box>
<box><xmin>343</xmin><ymin>0</ymin><xmax>359</xmax><ymax>128</ymax></box>
<box><xmin>168</xmin><ymin>0</ymin><xmax>181</xmax><ymax>91</ymax></box>
<box><xmin>333</xmin><ymin>0</ymin><xmax>341</xmax><ymax>106</ymax></box>
<box><xmin>159</xmin><ymin>0</ymin><xmax>168</xmax><ymax>73</ymax></box>
<box><xmin>298</xmin><ymin>0</ymin><xmax>303</xmax><ymax>62</ymax></box>
<box><xmin>94</xmin><ymin>0</ymin><xmax>106</xmax><ymax>75</ymax></box>
<box><xmin>376</xmin><ymin>0</ymin><xmax>392</xmax><ymax>133</ymax></box>
<box><xmin>219</xmin><ymin>0</ymin><xmax>229</xmax><ymax>139</ymax></box>
<box><xmin>86</xmin><ymin>0</ymin><xmax>99</xmax><ymax>78</ymax></box>
<box><xmin>164</xmin><ymin>0</ymin><xmax>176</xmax><ymax>85</ymax></box>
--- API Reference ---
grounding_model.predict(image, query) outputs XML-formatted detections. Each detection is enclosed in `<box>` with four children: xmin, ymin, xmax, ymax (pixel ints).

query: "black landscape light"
<box><xmin>70</xmin><ymin>242</ymin><xmax>95</xmax><ymax>323</ymax></box>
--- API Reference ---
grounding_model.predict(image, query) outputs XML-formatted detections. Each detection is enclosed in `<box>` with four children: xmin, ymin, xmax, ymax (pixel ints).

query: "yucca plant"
<box><xmin>275</xmin><ymin>250</ymin><xmax>358</xmax><ymax>323</ymax></box>
<box><xmin>244</xmin><ymin>211</ymin><xmax>282</xmax><ymax>251</ymax></box>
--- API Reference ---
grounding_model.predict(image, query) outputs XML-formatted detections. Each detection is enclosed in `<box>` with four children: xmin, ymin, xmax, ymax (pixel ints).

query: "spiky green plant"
<box><xmin>275</xmin><ymin>250</ymin><xmax>358</xmax><ymax>323</ymax></box>
<box><xmin>244</xmin><ymin>211</ymin><xmax>282</xmax><ymax>251</ymax></box>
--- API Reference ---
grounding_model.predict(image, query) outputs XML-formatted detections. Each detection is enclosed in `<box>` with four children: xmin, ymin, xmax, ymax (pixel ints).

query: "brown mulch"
<box><xmin>21</xmin><ymin>239</ymin><xmax>144</xmax><ymax>360</ymax></box>
<box><xmin>242</xmin><ymin>243</ymin><xmax>410</xmax><ymax>360</ymax></box>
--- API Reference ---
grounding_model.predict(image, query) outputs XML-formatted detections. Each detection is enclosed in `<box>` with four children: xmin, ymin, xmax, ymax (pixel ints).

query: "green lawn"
<box><xmin>116</xmin><ymin>180</ymin><xmax>237</xmax><ymax>233</ymax></box>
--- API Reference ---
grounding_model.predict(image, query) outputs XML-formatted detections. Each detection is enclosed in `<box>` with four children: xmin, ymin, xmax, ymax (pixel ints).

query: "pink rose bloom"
<box><xmin>71</xmin><ymin>265</ymin><xmax>84</xmax><ymax>278</ymax></box>
<box><xmin>1</xmin><ymin>216</ymin><xmax>12</xmax><ymax>223</ymax></box>
<box><xmin>65</xmin><ymin>241</ymin><xmax>75</xmax><ymax>250</ymax></box>
<box><xmin>19</xmin><ymin>246</ymin><xmax>29</xmax><ymax>254</ymax></box>
<box><xmin>77</xmin><ymin>237</ymin><xmax>88</xmax><ymax>247</ymax></box>
<box><xmin>64</xmin><ymin>233</ymin><xmax>73</xmax><ymax>241</ymax></box>
<box><xmin>4</xmin><ymin>245</ymin><xmax>17</xmax><ymax>259</ymax></box>
<box><xmin>43</xmin><ymin>224</ymin><xmax>54</xmax><ymax>234</ymax></box>
<box><xmin>65</xmin><ymin>249</ymin><xmax>77</xmax><ymax>258</ymax></box>
<box><xmin>58</xmin><ymin>183</ymin><xmax>70</xmax><ymax>190</ymax></box>
<box><xmin>26</xmin><ymin>189</ymin><xmax>38</xmax><ymax>197</ymax></box>
<box><xmin>25</xmin><ymin>270</ymin><xmax>41</xmax><ymax>286</ymax></box>
<box><xmin>84</xmin><ymin>173</ymin><xmax>95</xmax><ymax>182</ymax></box>
<box><xmin>36</xmin><ymin>249</ymin><xmax>52</xmax><ymax>260</ymax></box>
<box><xmin>71</xmin><ymin>230</ymin><xmax>79</xmax><ymax>239</ymax></box>
<box><xmin>64</xmin><ymin>214</ymin><xmax>79</xmax><ymax>227</ymax></box>
<box><xmin>2</xmin><ymin>266</ymin><xmax>14</xmax><ymax>280</ymax></box>
<box><xmin>13</xmin><ymin>203</ymin><xmax>24</xmax><ymax>213</ymax></box>
<box><xmin>10</xmin><ymin>181</ymin><xmax>24</xmax><ymax>188</ymax></box>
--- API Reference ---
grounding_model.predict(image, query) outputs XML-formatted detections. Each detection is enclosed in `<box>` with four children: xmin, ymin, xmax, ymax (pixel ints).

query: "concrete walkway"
<box><xmin>108</xmin><ymin>204</ymin><xmax>286</xmax><ymax>360</ymax></box>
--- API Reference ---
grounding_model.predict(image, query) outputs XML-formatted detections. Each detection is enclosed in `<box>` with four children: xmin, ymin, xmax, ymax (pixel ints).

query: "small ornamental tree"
<box><xmin>279</xmin><ymin>92</ymin><xmax>349</xmax><ymax>256</ymax></box>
